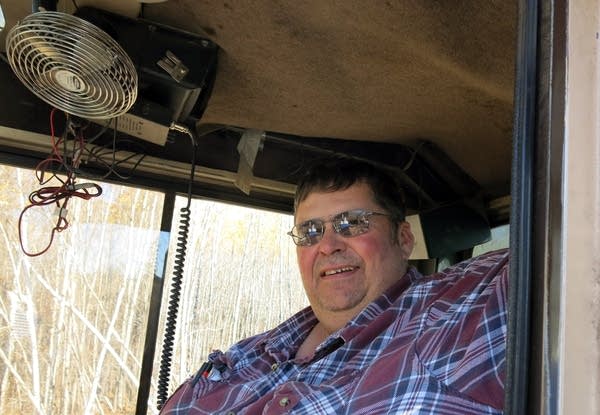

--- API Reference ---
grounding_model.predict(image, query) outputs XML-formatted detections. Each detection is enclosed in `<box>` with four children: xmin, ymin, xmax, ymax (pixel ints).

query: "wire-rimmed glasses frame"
<box><xmin>287</xmin><ymin>208</ymin><xmax>389</xmax><ymax>247</ymax></box>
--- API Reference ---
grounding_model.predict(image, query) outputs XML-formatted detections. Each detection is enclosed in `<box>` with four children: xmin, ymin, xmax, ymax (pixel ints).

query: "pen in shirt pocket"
<box><xmin>191</xmin><ymin>361</ymin><xmax>213</xmax><ymax>386</ymax></box>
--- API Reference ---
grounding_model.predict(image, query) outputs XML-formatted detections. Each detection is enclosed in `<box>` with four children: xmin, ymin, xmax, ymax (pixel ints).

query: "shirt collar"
<box><xmin>339</xmin><ymin>266</ymin><xmax>421</xmax><ymax>342</ymax></box>
<box><xmin>263</xmin><ymin>267</ymin><xmax>421</xmax><ymax>359</ymax></box>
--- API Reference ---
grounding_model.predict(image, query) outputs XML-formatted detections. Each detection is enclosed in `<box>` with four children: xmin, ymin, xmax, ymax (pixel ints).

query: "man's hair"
<box><xmin>294</xmin><ymin>156</ymin><xmax>407</xmax><ymax>226</ymax></box>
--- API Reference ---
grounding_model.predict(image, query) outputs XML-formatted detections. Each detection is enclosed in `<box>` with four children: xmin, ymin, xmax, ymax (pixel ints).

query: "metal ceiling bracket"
<box><xmin>157</xmin><ymin>50</ymin><xmax>189</xmax><ymax>82</ymax></box>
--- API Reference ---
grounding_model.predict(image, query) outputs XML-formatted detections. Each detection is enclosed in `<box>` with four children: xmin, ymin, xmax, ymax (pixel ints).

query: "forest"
<box><xmin>0</xmin><ymin>165</ymin><xmax>306</xmax><ymax>414</ymax></box>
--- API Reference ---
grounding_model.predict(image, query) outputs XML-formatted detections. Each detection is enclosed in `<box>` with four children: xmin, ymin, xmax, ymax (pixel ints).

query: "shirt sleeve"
<box><xmin>415</xmin><ymin>249</ymin><xmax>509</xmax><ymax>409</ymax></box>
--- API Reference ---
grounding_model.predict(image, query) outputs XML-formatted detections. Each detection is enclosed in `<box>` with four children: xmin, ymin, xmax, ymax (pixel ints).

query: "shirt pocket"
<box><xmin>414</xmin><ymin>302</ymin><xmax>504</xmax><ymax>413</ymax></box>
<box><xmin>287</xmin><ymin>368</ymin><xmax>362</xmax><ymax>414</ymax></box>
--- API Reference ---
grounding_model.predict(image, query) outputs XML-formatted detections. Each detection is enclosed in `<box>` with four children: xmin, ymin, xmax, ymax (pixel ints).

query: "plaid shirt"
<box><xmin>160</xmin><ymin>249</ymin><xmax>508</xmax><ymax>415</ymax></box>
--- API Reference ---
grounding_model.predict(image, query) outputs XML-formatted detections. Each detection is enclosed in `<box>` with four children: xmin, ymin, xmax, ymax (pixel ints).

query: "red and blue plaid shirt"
<box><xmin>160</xmin><ymin>249</ymin><xmax>508</xmax><ymax>414</ymax></box>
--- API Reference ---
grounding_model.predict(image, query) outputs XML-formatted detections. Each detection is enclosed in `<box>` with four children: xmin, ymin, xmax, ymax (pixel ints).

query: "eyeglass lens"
<box><xmin>290</xmin><ymin>210</ymin><xmax>373</xmax><ymax>246</ymax></box>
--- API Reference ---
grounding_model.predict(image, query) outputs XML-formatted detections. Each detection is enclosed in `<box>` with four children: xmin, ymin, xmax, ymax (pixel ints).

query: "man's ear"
<box><xmin>398</xmin><ymin>221</ymin><xmax>415</xmax><ymax>259</ymax></box>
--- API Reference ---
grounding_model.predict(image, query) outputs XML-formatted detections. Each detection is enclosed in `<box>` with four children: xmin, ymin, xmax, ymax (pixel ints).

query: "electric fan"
<box><xmin>5</xmin><ymin>11</ymin><xmax>138</xmax><ymax>119</ymax></box>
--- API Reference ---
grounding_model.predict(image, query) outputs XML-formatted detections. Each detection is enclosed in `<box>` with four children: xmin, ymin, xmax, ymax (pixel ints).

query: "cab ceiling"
<box><xmin>0</xmin><ymin>0</ymin><xmax>516</xmax><ymax>204</ymax></box>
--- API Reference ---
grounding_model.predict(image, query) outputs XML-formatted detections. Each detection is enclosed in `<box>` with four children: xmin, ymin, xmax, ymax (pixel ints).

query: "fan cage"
<box><xmin>5</xmin><ymin>11</ymin><xmax>138</xmax><ymax>120</ymax></box>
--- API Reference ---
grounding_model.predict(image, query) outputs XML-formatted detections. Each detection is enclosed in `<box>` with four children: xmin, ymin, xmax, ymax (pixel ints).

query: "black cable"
<box><xmin>156</xmin><ymin>124</ymin><xmax>198</xmax><ymax>409</ymax></box>
<box><xmin>77</xmin><ymin>117</ymin><xmax>147</xmax><ymax>180</ymax></box>
<box><xmin>84</xmin><ymin>119</ymin><xmax>112</xmax><ymax>145</ymax></box>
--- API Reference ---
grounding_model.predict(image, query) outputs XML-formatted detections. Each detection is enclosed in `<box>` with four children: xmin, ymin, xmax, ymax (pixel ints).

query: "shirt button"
<box><xmin>279</xmin><ymin>397</ymin><xmax>290</xmax><ymax>407</ymax></box>
<box><xmin>271</xmin><ymin>363</ymin><xmax>279</xmax><ymax>371</ymax></box>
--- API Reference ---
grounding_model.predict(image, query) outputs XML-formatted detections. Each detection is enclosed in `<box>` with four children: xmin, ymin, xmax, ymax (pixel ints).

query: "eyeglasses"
<box><xmin>288</xmin><ymin>209</ymin><xmax>389</xmax><ymax>247</ymax></box>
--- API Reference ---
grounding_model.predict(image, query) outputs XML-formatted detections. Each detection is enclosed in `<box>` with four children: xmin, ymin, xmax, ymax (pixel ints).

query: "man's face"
<box><xmin>294</xmin><ymin>182</ymin><xmax>414</xmax><ymax>323</ymax></box>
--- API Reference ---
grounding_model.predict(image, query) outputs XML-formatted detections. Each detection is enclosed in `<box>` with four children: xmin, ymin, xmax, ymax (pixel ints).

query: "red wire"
<box><xmin>18</xmin><ymin>109</ymin><xmax>103</xmax><ymax>257</ymax></box>
<box><xmin>18</xmin><ymin>183</ymin><xmax>102</xmax><ymax>257</ymax></box>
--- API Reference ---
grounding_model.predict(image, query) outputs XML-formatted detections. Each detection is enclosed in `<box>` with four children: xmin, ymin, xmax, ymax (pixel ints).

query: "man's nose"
<box><xmin>318</xmin><ymin>225</ymin><xmax>346</xmax><ymax>254</ymax></box>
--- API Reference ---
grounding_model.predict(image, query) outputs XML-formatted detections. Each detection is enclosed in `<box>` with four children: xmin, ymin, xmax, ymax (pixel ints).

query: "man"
<box><xmin>160</xmin><ymin>156</ymin><xmax>508</xmax><ymax>414</ymax></box>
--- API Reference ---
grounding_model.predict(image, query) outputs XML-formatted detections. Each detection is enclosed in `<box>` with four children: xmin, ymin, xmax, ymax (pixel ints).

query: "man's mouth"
<box><xmin>321</xmin><ymin>266</ymin><xmax>357</xmax><ymax>277</ymax></box>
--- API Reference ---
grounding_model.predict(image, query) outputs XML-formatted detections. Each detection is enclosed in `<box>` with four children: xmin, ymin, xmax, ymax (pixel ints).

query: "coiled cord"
<box><xmin>156</xmin><ymin>205</ymin><xmax>191</xmax><ymax>407</ymax></box>
<box><xmin>157</xmin><ymin>124</ymin><xmax>197</xmax><ymax>409</ymax></box>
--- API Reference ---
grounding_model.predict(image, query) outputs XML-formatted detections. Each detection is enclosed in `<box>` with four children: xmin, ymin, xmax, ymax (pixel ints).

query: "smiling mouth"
<box><xmin>321</xmin><ymin>266</ymin><xmax>357</xmax><ymax>277</ymax></box>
